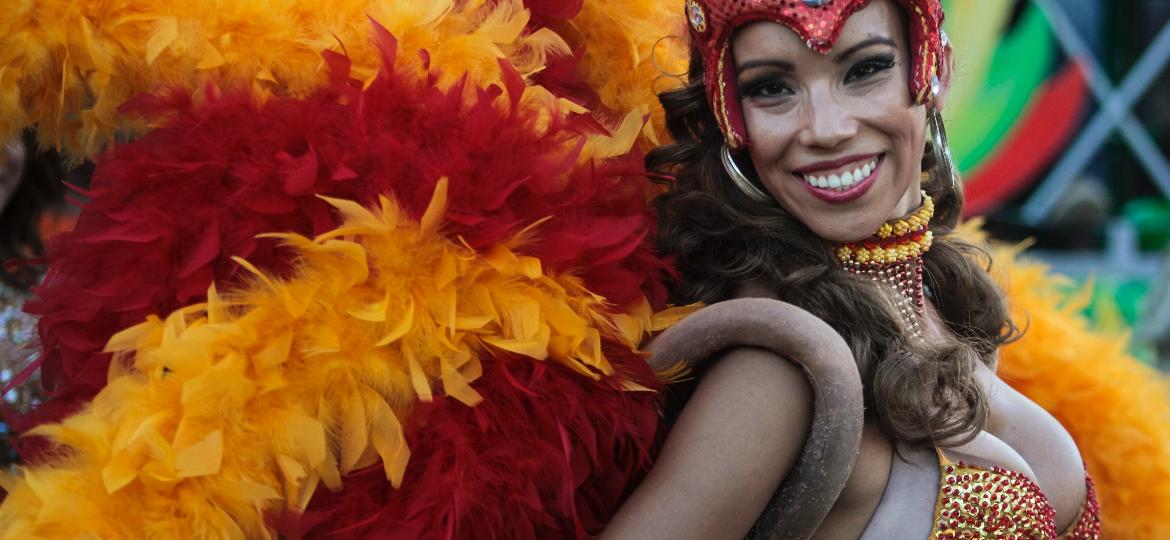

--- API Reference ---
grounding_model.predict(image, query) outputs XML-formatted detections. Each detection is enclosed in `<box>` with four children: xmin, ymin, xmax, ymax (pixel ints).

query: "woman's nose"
<box><xmin>796</xmin><ymin>88</ymin><xmax>859</xmax><ymax>149</ymax></box>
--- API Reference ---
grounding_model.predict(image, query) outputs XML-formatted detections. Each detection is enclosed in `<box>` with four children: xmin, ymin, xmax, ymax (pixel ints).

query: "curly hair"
<box><xmin>650</xmin><ymin>50</ymin><xmax>1018</xmax><ymax>446</ymax></box>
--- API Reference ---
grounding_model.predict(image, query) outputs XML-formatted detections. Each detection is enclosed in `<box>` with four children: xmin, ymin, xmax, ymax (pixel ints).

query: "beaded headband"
<box><xmin>685</xmin><ymin>0</ymin><xmax>945</xmax><ymax>149</ymax></box>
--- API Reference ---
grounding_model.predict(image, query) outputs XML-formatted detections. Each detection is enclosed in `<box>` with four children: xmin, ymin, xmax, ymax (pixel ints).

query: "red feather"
<box><xmin>523</xmin><ymin>0</ymin><xmax>586</xmax><ymax>27</ymax></box>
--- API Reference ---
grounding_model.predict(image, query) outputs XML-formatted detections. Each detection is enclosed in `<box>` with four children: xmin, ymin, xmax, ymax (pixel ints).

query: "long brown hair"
<box><xmin>649</xmin><ymin>50</ymin><xmax>1018</xmax><ymax>445</ymax></box>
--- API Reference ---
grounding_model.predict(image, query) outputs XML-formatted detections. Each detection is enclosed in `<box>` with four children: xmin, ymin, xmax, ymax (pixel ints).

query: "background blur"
<box><xmin>943</xmin><ymin>0</ymin><xmax>1170</xmax><ymax>366</ymax></box>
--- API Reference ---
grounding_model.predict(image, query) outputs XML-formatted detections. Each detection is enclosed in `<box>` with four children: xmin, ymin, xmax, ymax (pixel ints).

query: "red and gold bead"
<box><xmin>837</xmin><ymin>192</ymin><xmax>933</xmax><ymax>336</ymax></box>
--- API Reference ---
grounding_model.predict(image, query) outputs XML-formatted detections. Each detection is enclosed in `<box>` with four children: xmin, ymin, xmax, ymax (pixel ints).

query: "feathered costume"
<box><xmin>1</xmin><ymin>1</ymin><xmax>688</xmax><ymax>537</ymax></box>
<box><xmin>1</xmin><ymin>0</ymin><xmax>1169</xmax><ymax>538</ymax></box>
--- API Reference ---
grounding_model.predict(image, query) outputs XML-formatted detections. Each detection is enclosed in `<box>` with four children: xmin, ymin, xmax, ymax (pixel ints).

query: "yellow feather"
<box><xmin>103</xmin><ymin>318</ymin><xmax>161</xmax><ymax>354</ymax></box>
<box><xmin>144</xmin><ymin>16</ymin><xmax>178</xmax><ymax>65</ymax></box>
<box><xmin>0</xmin><ymin>470</ymin><xmax>15</xmax><ymax>493</ymax></box>
<box><xmin>483</xmin><ymin>324</ymin><xmax>552</xmax><ymax>361</ymax></box>
<box><xmin>419</xmin><ymin>177</ymin><xmax>449</xmax><ymax>240</ymax></box>
<box><xmin>406</xmin><ymin>350</ymin><xmax>433</xmax><ymax>402</ymax></box>
<box><xmin>375</xmin><ymin>296</ymin><xmax>415</xmax><ymax>347</ymax></box>
<box><xmin>362</xmin><ymin>387</ymin><xmax>409</xmax><ymax>488</ymax></box>
<box><xmin>581</xmin><ymin>107</ymin><xmax>645</xmax><ymax>161</ymax></box>
<box><xmin>654</xmin><ymin>360</ymin><xmax>693</xmax><ymax>384</ymax></box>
<box><xmin>254</xmin><ymin>331</ymin><xmax>293</xmax><ymax>368</ymax></box>
<box><xmin>435</xmin><ymin>250</ymin><xmax>459</xmax><ymax>290</ymax></box>
<box><xmin>440</xmin><ymin>361</ymin><xmax>483</xmax><ymax>407</ymax></box>
<box><xmin>174</xmin><ymin>430</ymin><xmax>223</xmax><ymax>479</ymax></box>
<box><xmin>338</xmin><ymin>394</ymin><xmax>369</xmax><ymax>473</ymax></box>
<box><xmin>347</xmin><ymin>289</ymin><xmax>391</xmax><ymax>323</ymax></box>
<box><xmin>195</xmin><ymin>40</ymin><xmax>226</xmax><ymax>70</ymax></box>
<box><xmin>567</xmin><ymin>0</ymin><xmax>687</xmax><ymax>148</ymax></box>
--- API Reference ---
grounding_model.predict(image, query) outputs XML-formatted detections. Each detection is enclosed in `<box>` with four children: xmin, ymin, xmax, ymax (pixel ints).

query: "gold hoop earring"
<box><xmin>928</xmin><ymin>107</ymin><xmax>958</xmax><ymax>190</ymax></box>
<box><xmin>721</xmin><ymin>144</ymin><xmax>772</xmax><ymax>203</ymax></box>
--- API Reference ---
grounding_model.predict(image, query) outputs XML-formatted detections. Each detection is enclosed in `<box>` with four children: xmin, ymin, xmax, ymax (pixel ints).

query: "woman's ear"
<box><xmin>932</xmin><ymin>36</ymin><xmax>955</xmax><ymax>111</ymax></box>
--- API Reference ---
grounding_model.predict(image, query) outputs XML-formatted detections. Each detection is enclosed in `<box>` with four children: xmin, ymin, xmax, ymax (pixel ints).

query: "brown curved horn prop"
<box><xmin>645</xmin><ymin>298</ymin><xmax>864</xmax><ymax>539</ymax></box>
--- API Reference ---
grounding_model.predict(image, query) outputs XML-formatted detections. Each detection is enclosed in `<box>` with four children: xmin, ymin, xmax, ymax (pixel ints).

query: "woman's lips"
<box><xmin>795</xmin><ymin>154</ymin><xmax>884</xmax><ymax>204</ymax></box>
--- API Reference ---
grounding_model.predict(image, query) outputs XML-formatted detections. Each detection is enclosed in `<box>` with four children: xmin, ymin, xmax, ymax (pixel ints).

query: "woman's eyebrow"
<box><xmin>832</xmin><ymin>36</ymin><xmax>897</xmax><ymax>62</ymax></box>
<box><xmin>736</xmin><ymin>36</ymin><xmax>896</xmax><ymax>73</ymax></box>
<box><xmin>736</xmin><ymin>58</ymin><xmax>796</xmax><ymax>74</ymax></box>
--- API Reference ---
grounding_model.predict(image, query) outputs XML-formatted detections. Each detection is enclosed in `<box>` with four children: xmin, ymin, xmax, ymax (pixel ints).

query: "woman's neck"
<box><xmin>834</xmin><ymin>191</ymin><xmax>934</xmax><ymax>337</ymax></box>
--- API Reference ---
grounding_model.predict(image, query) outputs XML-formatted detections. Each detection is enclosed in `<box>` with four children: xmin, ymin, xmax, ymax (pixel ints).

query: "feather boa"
<box><xmin>2</xmin><ymin>187</ymin><xmax>667</xmax><ymax>537</ymax></box>
<box><xmin>19</xmin><ymin>27</ymin><xmax>669</xmax><ymax>445</ymax></box>
<box><xmin>988</xmin><ymin>242</ymin><xmax>1170</xmax><ymax>539</ymax></box>
<box><xmin>4</xmin><ymin>22</ymin><xmax>680</xmax><ymax>536</ymax></box>
<box><xmin>2</xmin><ymin>17</ymin><xmax>683</xmax><ymax>535</ymax></box>
<box><xmin>0</xmin><ymin>0</ymin><xmax>684</xmax><ymax>157</ymax></box>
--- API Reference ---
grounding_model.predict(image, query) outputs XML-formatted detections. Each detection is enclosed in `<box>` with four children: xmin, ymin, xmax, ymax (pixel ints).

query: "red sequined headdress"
<box><xmin>685</xmin><ymin>0</ymin><xmax>945</xmax><ymax>148</ymax></box>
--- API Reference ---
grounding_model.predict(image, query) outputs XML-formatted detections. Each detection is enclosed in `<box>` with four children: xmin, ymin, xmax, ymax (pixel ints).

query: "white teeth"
<box><xmin>800</xmin><ymin>156</ymin><xmax>880</xmax><ymax>191</ymax></box>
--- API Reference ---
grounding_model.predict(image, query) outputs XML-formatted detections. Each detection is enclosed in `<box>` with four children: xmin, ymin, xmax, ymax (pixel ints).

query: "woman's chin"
<box><xmin>805</xmin><ymin>221</ymin><xmax>885</xmax><ymax>244</ymax></box>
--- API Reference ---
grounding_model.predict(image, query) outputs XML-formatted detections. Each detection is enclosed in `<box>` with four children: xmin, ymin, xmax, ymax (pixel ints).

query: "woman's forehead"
<box><xmin>732</xmin><ymin>0</ymin><xmax>905</xmax><ymax>65</ymax></box>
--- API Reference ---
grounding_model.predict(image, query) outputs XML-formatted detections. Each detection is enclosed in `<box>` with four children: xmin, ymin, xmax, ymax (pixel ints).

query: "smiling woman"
<box><xmin>734</xmin><ymin>4</ymin><xmax>931</xmax><ymax>242</ymax></box>
<box><xmin>602</xmin><ymin>0</ymin><xmax>1102</xmax><ymax>538</ymax></box>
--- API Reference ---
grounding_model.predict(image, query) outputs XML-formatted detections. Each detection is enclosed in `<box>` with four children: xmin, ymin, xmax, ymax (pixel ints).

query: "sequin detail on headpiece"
<box><xmin>687</xmin><ymin>0</ymin><xmax>945</xmax><ymax>148</ymax></box>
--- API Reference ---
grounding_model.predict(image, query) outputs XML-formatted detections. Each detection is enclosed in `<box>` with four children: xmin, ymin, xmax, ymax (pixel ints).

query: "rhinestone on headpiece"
<box><xmin>802</xmin><ymin>0</ymin><xmax>832</xmax><ymax>6</ymax></box>
<box><xmin>686</xmin><ymin>0</ymin><xmax>708</xmax><ymax>33</ymax></box>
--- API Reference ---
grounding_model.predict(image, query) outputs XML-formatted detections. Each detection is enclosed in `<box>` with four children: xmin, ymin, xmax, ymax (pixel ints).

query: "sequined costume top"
<box><xmin>931</xmin><ymin>451</ymin><xmax>1101</xmax><ymax>539</ymax></box>
<box><xmin>860</xmin><ymin>444</ymin><xmax>1100</xmax><ymax>539</ymax></box>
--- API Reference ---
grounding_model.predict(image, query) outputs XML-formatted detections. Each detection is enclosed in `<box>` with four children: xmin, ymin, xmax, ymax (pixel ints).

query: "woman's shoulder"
<box><xmin>698</xmin><ymin>346</ymin><xmax>815</xmax><ymax>419</ymax></box>
<box><xmin>661</xmin><ymin>345</ymin><xmax>816</xmax><ymax>466</ymax></box>
<box><xmin>619</xmin><ymin>288</ymin><xmax>869</xmax><ymax>539</ymax></box>
<box><xmin>649</xmin><ymin>295</ymin><xmax>862</xmax><ymax>440</ymax></box>
<box><xmin>604</xmin><ymin>347</ymin><xmax>813</xmax><ymax>539</ymax></box>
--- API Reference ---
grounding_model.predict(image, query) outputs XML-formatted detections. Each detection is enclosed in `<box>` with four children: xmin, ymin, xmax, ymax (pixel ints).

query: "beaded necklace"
<box><xmin>834</xmin><ymin>192</ymin><xmax>934</xmax><ymax>337</ymax></box>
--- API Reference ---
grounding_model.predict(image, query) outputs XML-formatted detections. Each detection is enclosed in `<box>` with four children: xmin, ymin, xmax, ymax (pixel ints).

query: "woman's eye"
<box><xmin>740</xmin><ymin>79</ymin><xmax>792</xmax><ymax>99</ymax></box>
<box><xmin>845</xmin><ymin>55</ymin><xmax>896</xmax><ymax>84</ymax></box>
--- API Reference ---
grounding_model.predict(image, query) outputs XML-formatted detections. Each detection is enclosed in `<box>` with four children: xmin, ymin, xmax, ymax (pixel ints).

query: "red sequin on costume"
<box><xmin>684</xmin><ymin>0</ymin><xmax>945</xmax><ymax>148</ymax></box>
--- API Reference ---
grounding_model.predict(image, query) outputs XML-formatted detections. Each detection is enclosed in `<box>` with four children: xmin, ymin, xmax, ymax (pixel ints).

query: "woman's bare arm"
<box><xmin>602</xmin><ymin>347</ymin><xmax>813</xmax><ymax>540</ymax></box>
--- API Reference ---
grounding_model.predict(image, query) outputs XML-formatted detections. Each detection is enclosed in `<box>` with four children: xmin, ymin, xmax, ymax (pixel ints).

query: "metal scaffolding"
<box><xmin>1022</xmin><ymin>0</ymin><xmax>1170</xmax><ymax>226</ymax></box>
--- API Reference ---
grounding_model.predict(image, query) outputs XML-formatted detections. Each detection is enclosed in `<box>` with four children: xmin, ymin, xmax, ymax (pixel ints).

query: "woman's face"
<box><xmin>732</xmin><ymin>0</ymin><xmax>937</xmax><ymax>243</ymax></box>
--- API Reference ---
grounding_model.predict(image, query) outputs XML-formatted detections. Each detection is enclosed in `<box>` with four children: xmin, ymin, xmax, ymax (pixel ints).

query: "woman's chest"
<box><xmin>817</xmin><ymin>416</ymin><xmax>1075</xmax><ymax>540</ymax></box>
